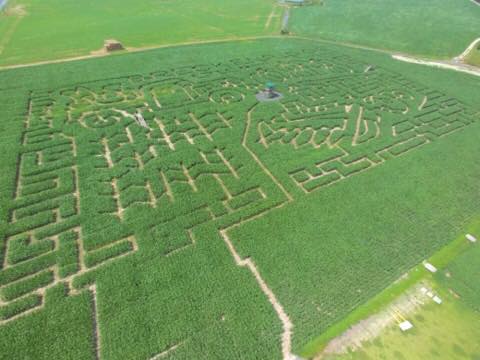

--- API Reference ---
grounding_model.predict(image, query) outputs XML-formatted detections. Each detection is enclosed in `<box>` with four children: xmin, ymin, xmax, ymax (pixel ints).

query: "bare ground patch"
<box><xmin>4</xmin><ymin>4</ymin><xmax>26</xmax><ymax>16</ymax></box>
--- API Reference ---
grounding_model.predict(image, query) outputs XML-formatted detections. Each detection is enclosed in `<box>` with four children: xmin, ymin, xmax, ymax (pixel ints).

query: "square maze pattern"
<box><xmin>0</xmin><ymin>48</ymin><xmax>477</xmax><ymax>323</ymax></box>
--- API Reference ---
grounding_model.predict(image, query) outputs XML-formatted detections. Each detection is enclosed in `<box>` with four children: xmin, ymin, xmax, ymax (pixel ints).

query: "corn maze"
<box><xmin>0</xmin><ymin>46</ymin><xmax>478</xmax><ymax>358</ymax></box>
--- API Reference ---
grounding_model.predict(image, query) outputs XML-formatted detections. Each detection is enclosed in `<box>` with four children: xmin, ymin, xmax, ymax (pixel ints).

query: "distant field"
<box><xmin>0</xmin><ymin>0</ymin><xmax>282</xmax><ymax>66</ymax></box>
<box><xmin>290</xmin><ymin>0</ymin><xmax>480</xmax><ymax>58</ymax></box>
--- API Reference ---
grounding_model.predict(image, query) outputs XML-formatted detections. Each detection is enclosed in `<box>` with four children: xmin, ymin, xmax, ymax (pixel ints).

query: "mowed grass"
<box><xmin>0</xmin><ymin>38</ymin><xmax>479</xmax><ymax>359</ymax></box>
<box><xmin>325</xmin><ymin>281</ymin><xmax>480</xmax><ymax>360</ymax></box>
<box><xmin>0</xmin><ymin>0</ymin><xmax>282</xmax><ymax>66</ymax></box>
<box><xmin>437</xmin><ymin>239</ymin><xmax>480</xmax><ymax>312</ymax></box>
<box><xmin>290</xmin><ymin>0</ymin><xmax>480</xmax><ymax>58</ymax></box>
<box><xmin>326</xmin><ymin>242</ymin><xmax>480</xmax><ymax>360</ymax></box>
<box><xmin>466</xmin><ymin>45</ymin><xmax>480</xmax><ymax>67</ymax></box>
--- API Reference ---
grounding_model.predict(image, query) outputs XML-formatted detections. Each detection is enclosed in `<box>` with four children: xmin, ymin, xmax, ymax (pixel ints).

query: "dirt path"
<box><xmin>0</xmin><ymin>8</ymin><xmax>25</xmax><ymax>56</ymax></box>
<box><xmin>455</xmin><ymin>37</ymin><xmax>480</xmax><ymax>61</ymax></box>
<box><xmin>220</xmin><ymin>230</ymin><xmax>294</xmax><ymax>360</ymax></box>
<box><xmin>0</xmin><ymin>35</ymin><xmax>282</xmax><ymax>71</ymax></box>
<box><xmin>215</xmin><ymin>105</ymin><xmax>296</xmax><ymax>360</ymax></box>
<box><xmin>3</xmin><ymin>33</ymin><xmax>479</xmax><ymax>77</ymax></box>
<box><xmin>265</xmin><ymin>5</ymin><xmax>278</xmax><ymax>29</ymax></box>
<box><xmin>392</xmin><ymin>54</ymin><xmax>480</xmax><ymax>77</ymax></box>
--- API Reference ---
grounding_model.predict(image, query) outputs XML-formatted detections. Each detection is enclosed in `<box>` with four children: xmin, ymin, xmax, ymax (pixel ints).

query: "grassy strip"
<box><xmin>0</xmin><ymin>270</ymin><xmax>54</xmax><ymax>302</ymax></box>
<box><xmin>0</xmin><ymin>293</ymin><xmax>42</xmax><ymax>320</ymax></box>
<box><xmin>299</xmin><ymin>219</ymin><xmax>478</xmax><ymax>358</ymax></box>
<box><xmin>465</xmin><ymin>47</ymin><xmax>480</xmax><ymax>67</ymax></box>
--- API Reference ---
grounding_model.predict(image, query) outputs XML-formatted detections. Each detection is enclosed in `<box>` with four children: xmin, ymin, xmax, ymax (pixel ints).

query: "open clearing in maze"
<box><xmin>0</xmin><ymin>38</ymin><xmax>479</xmax><ymax>359</ymax></box>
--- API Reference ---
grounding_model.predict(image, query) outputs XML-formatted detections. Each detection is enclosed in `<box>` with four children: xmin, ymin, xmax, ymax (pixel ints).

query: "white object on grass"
<box><xmin>466</xmin><ymin>234</ymin><xmax>477</xmax><ymax>243</ymax></box>
<box><xmin>426</xmin><ymin>291</ymin><xmax>434</xmax><ymax>298</ymax></box>
<box><xmin>399</xmin><ymin>320</ymin><xmax>413</xmax><ymax>331</ymax></box>
<box><xmin>424</xmin><ymin>262</ymin><xmax>437</xmax><ymax>273</ymax></box>
<box><xmin>420</xmin><ymin>287</ymin><xmax>428</xmax><ymax>294</ymax></box>
<box><xmin>433</xmin><ymin>296</ymin><xmax>442</xmax><ymax>304</ymax></box>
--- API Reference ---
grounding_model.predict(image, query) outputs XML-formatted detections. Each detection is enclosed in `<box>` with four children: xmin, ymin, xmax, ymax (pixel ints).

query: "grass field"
<box><xmin>324</xmin><ymin>237</ymin><xmax>480</xmax><ymax>360</ymax></box>
<box><xmin>437</xmin><ymin>239</ymin><xmax>480</xmax><ymax>312</ymax></box>
<box><xmin>0</xmin><ymin>0</ymin><xmax>282</xmax><ymax>66</ymax></box>
<box><xmin>290</xmin><ymin>0</ymin><xmax>480</xmax><ymax>58</ymax></box>
<box><xmin>326</xmin><ymin>280</ymin><xmax>480</xmax><ymax>360</ymax></box>
<box><xmin>466</xmin><ymin>46</ymin><xmax>480</xmax><ymax>67</ymax></box>
<box><xmin>0</xmin><ymin>36</ymin><xmax>479</xmax><ymax>360</ymax></box>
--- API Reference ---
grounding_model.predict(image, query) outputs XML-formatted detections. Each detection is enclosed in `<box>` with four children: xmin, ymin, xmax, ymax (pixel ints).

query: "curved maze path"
<box><xmin>0</xmin><ymin>48</ymin><xmax>478</xmax><ymax>359</ymax></box>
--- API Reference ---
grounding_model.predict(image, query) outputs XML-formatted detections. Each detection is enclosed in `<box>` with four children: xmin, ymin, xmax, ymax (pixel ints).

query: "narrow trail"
<box><xmin>0</xmin><ymin>13</ymin><xmax>24</xmax><ymax>56</ymax></box>
<box><xmin>391</xmin><ymin>36</ymin><xmax>480</xmax><ymax>77</ymax></box>
<box><xmin>216</xmin><ymin>105</ymin><xmax>296</xmax><ymax>359</ymax></box>
<box><xmin>220</xmin><ymin>230</ymin><xmax>294</xmax><ymax>360</ymax></box>
<box><xmin>0</xmin><ymin>35</ymin><xmax>282</xmax><ymax>71</ymax></box>
<box><xmin>455</xmin><ymin>37</ymin><xmax>480</xmax><ymax>61</ymax></box>
<box><xmin>89</xmin><ymin>285</ymin><xmax>101</xmax><ymax>360</ymax></box>
<box><xmin>242</xmin><ymin>105</ymin><xmax>293</xmax><ymax>202</ymax></box>
<box><xmin>265</xmin><ymin>5</ymin><xmax>278</xmax><ymax>30</ymax></box>
<box><xmin>392</xmin><ymin>54</ymin><xmax>480</xmax><ymax>77</ymax></box>
<box><xmin>2</xmin><ymin>32</ymin><xmax>479</xmax><ymax>79</ymax></box>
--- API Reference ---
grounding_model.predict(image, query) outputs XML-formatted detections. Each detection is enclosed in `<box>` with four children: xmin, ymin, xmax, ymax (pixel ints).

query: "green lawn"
<box><xmin>0</xmin><ymin>0</ymin><xmax>281</xmax><ymax>66</ymax></box>
<box><xmin>325</xmin><ymin>240</ymin><xmax>480</xmax><ymax>360</ymax></box>
<box><xmin>326</xmin><ymin>280</ymin><xmax>480</xmax><ymax>360</ymax></box>
<box><xmin>290</xmin><ymin>0</ymin><xmax>480</xmax><ymax>58</ymax></box>
<box><xmin>466</xmin><ymin>46</ymin><xmax>480</xmax><ymax>67</ymax></box>
<box><xmin>437</xmin><ymin>240</ymin><xmax>480</xmax><ymax>312</ymax></box>
<box><xmin>0</xmin><ymin>38</ymin><xmax>479</xmax><ymax>359</ymax></box>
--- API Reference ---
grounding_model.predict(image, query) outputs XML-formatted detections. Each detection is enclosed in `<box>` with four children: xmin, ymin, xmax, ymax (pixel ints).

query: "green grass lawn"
<box><xmin>0</xmin><ymin>0</ymin><xmax>281</xmax><ymax>66</ymax></box>
<box><xmin>290</xmin><ymin>0</ymin><xmax>480</xmax><ymax>58</ymax></box>
<box><xmin>466</xmin><ymin>46</ymin><xmax>480</xmax><ymax>67</ymax></box>
<box><xmin>325</xmin><ymin>239</ymin><xmax>480</xmax><ymax>360</ymax></box>
<box><xmin>0</xmin><ymin>37</ymin><xmax>479</xmax><ymax>359</ymax></box>
<box><xmin>326</xmin><ymin>280</ymin><xmax>480</xmax><ymax>360</ymax></box>
<box><xmin>437</xmin><ymin>239</ymin><xmax>480</xmax><ymax>312</ymax></box>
